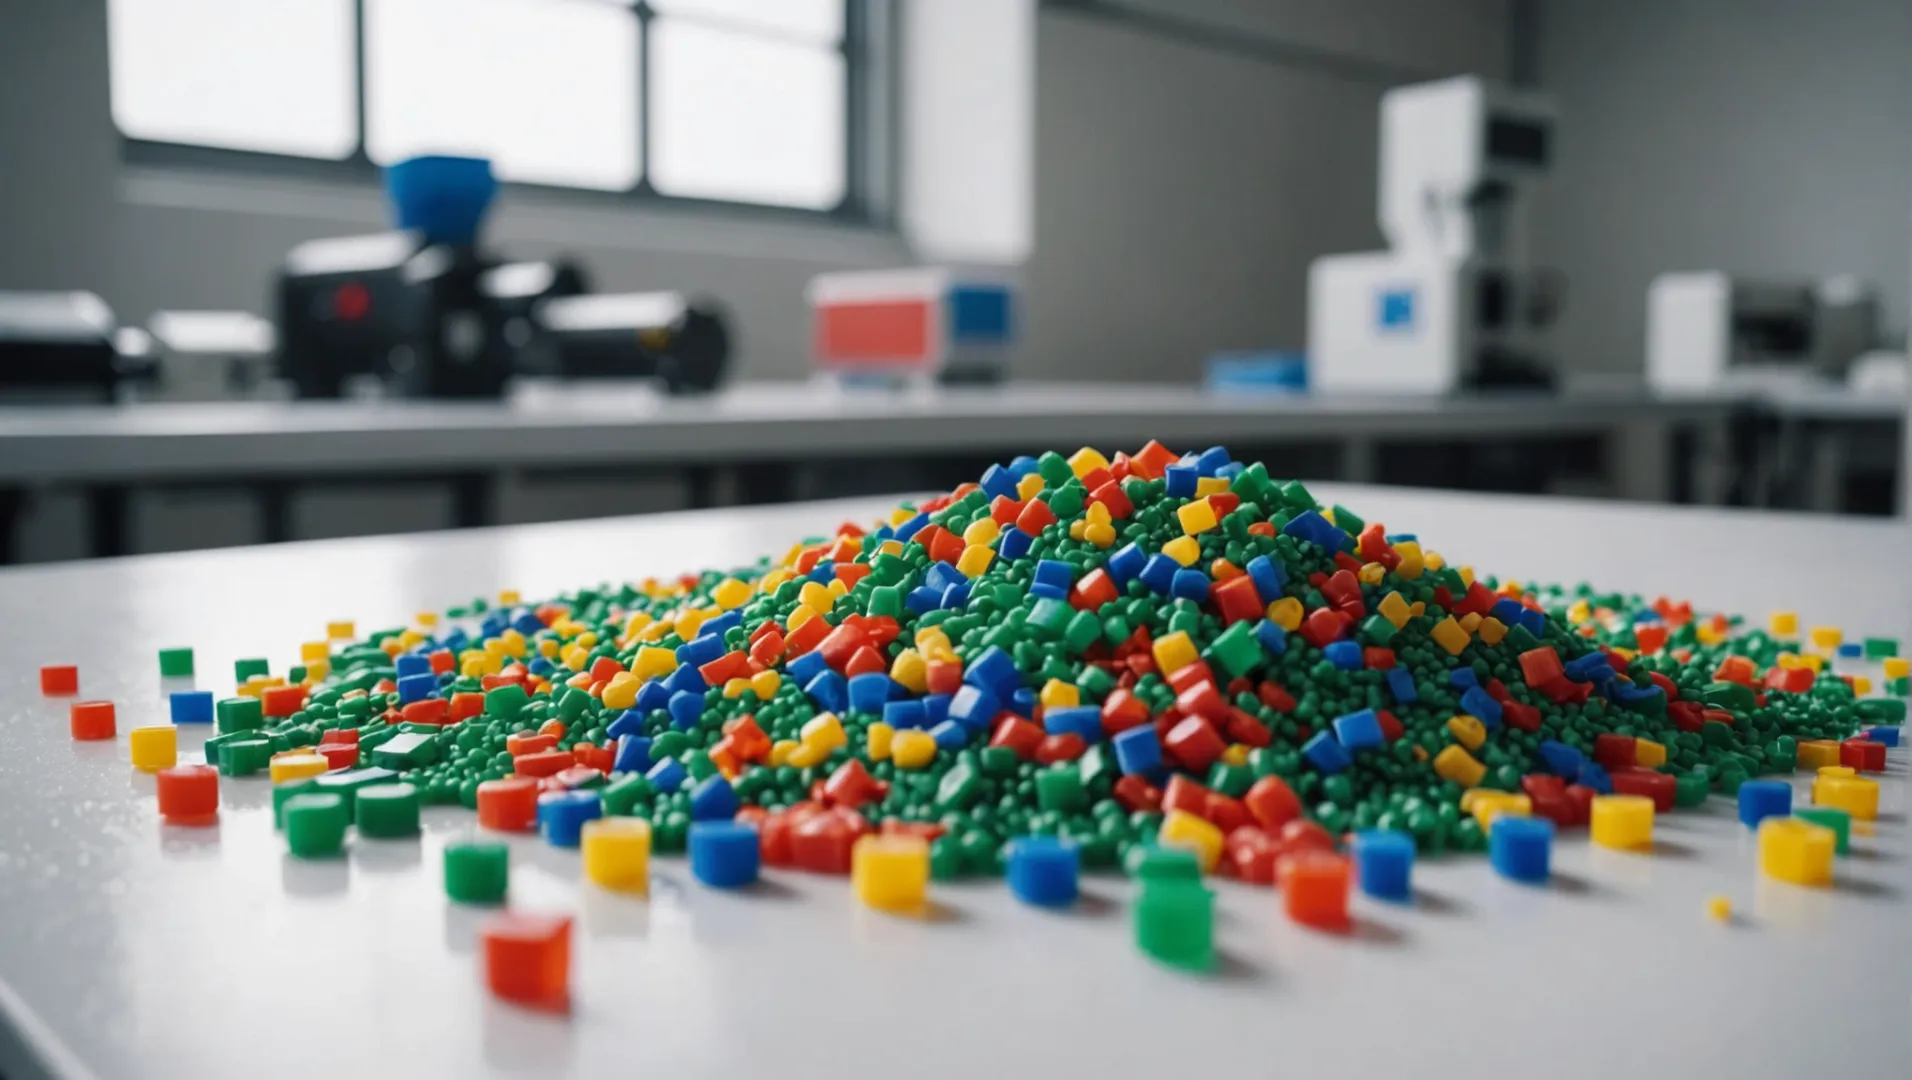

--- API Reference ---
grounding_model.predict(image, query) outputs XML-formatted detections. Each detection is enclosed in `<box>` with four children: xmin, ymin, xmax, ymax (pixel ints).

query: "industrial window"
<box><xmin>107</xmin><ymin>0</ymin><xmax>864</xmax><ymax>213</ymax></box>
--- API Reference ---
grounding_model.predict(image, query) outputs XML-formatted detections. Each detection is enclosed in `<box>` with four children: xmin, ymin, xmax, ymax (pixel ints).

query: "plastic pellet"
<box><xmin>270</xmin><ymin>753</ymin><xmax>329</xmax><ymax>784</ymax></box>
<box><xmin>1793</xmin><ymin>807</ymin><xmax>1851</xmax><ymax>853</ymax></box>
<box><xmin>70</xmin><ymin>700</ymin><xmax>116</xmax><ymax>741</ymax></box>
<box><xmin>156</xmin><ymin>764</ymin><xmax>219</xmax><ymax>825</ymax></box>
<box><xmin>1815</xmin><ymin>776</ymin><xmax>1879</xmax><ymax>821</ymax></box>
<box><xmin>1737</xmin><ymin>780</ymin><xmax>1792</xmax><ymax>829</ymax></box>
<box><xmin>1758</xmin><ymin>817</ymin><xmax>1834</xmax><ymax>887</ymax></box>
<box><xmin>1590</xmin><ymin>794</ymin><xmax>1654</xmax><ymax>850</ymax></box>
<box><xmin>1351</xmin><ymin>829</ymin><xmax>1414</xmax><ymax>902</ymax></box>
<box><xmin>477</xmin><ymin>777</ymin><xmax>540</xmax><ymax>832</ymax></box>
<box><xmin>538</xmin><ymin>790</ymin><xmax>602</xmax><ymax>848</ymax></box>
<box><xmin>1006</xmin><ymin>836</ymin><xmax>1080</xmax><ymax>907</ymax></box>
<box><xmin>157</xmin><ymin>647</ymin><xmax>194</xmax><ymax>677</ymax></box>
<box><xmin>39</xmin><ymin>665</ymin><xmax>78</xmax><ymax>696</ymax></box>
<box><xmin>355</xmin><ymin>783</ymin><xmax>422</xmax><ymax>838</ymax></box>
<box><xmin>1706</xmin><ymin>894</ymin><xmax>1732</xmax><ymax>922</ymax></box>
<box><xmin>852</xmin><ymin>834</ymin><xmax>930</xmax><ymax>911</ymax></box>
<box><xmin>284</xmin><ymin>793</ymin><xmax>349</xmax><ymax>858</ymax></box>
<box><xmin>1279</xmin><ymin>851</ymin><xmax>1352</xmax><ymax>930</ymax></box>
<box><xmin>129</xmin><ymin>726</ymin><xmax>177</xmax><ymax>772</ymax></box>
<box><xmin>1134</xmin><ymin>880</ymin><xmax>1213</xmax><ymax>970</ymax></box>
<box><xmin>1489</xmin><ymin>816</ymin><xmax>1554</xmax><ymax>883</ymax></box>
<box><xmin>689</xmin><ymin>820</ymin><xmax>760</xmax><ymax>888</ymax></box>
<box><xmin>583</xmin><ymin>817</ymin><xmax>654</xmax><ymax>891</ymax></box>
<box><xmin>445</xmin><ymin>840</ymin><xmax>510</xmax><ymax>903</ymax></box>
<box><xmin>482</xmin><ymin>913</ymin><xmax>571</xmax><ymax>1008</ymax></box>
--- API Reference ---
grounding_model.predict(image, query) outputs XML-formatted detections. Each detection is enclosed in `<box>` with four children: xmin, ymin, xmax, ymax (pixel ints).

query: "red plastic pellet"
<box><xmin>482</xmin><ymin>913</ymin><xmax>571</xmax><ymax>1010</ymax></box>
<box><xmin>1841</xmin><ymin>738</ymin><xmax>1886</xmax><ymax>773</ymax></box>
<box><xmin>477</xmin><ymin>777</ymin><xmax>540</xmax><ymax>831</ymax></box>
<box><xmin>69</xmin><ymin>700</ymin><xmax>116</xmax><ymax>741</ymax></box>
<box><xmin>790</xmin><ymin>806</ymin><xmax>871</xmax><ymax>874</ymax></box>
<box><xmin>317</xmin><ymin>743</ymin><xmax>359</xmax><ymax>770</ymax></box>
<box><xmin>1279</xmin><ymin>851</ymin><xmax>1352</xmax><ymax>930</ymax></box>
<box><xmin>156</xmin><ymin>764</ymin><xmax>219</xmax><ymax>825</ymax></box>
<box><xmin>1243</xmin><ymin>775</ymin><xmax>1302</xmax><ymax>832</ymax></box>
<box><xmin>1610</xmin><ymin>768</ymin><xmax>1675</xmax><ymax>812</ymax></box>
<box><xmin>261</xmin><ymin>685</ymin><xmax>306</xmax><ymax>718</ymax></box>
<box><xmin>513</xmin><ymin>750</ymin><xmax>572</xmax><ymax>778</ymax></box>
<box><xmin>39</xmin><ymin>665</ymin><xmax>79</xmax><ymax>696</ymax></box>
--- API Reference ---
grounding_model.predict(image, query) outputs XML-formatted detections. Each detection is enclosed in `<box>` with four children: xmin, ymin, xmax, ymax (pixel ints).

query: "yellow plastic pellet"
<box><xmin>1811</xmin><ymin>765</ymin><xmax>1854</xmax><ymax>803</ymax></box>
<box><xmin>1425</xmin><ymin>550</ymin><xmax>1447</xmax><ymax>571</ymax></box>
<box><xmin>759</xmin><ymin>568</ymin><xmax>795</xmax><ymax>593</ymax></box>
<box><xmin>867</xmin><ymin>722</ymin><xmax>895</xmax><ymax>762</ymax></box>
<box><xmin>711</xmin><ymin>578</ymin><xmax>752</xmax><ymax>611</ymax></box>
<box><xmin>1194</xmin><ymin>476</ymin><xmax>1229</xmax><ymax>497</ymax></box>
<box><xmin>890</xmin><ymin>649</ymin><xmax>928</xmax><ymax>694</ymax></box>
<box><xmin>826</xmin><ymin>579</ymin><xmax>848</xmax><ymax>599</ymax></box>
<box><xmin>1357</xmin><ymin>562</ymin><xmax>1387</xmax><ymax>586</ymax></box>
<box><xmin>1808</xmin><ymin>626</ymin><xmax>1842</xmax><ymax>649</ymax></box>
<box><xmin>1267</xmin><ymin>596</ymin><xmax>1304</xmax><ymax>631</ymax></box>
<box><xmin>1800</xmin><ymin>654</ymin><xmax>1824</xmax><ymax>673</ymax></box>
<box><xmin>1429</xmin><ymin>617</ymin><xmax>1471</xmax><ymax>656</ymax></box>
<box><xmin>890</xmin><ymin>730</ymin><xmax>938</xmax><ymax>770</ymax></box>
<box><xmin>601</xmin><ymin>673</ymin><xmax>641</xmax><ymax>711</ymax></box>
<box><xmin>302</xmin><ymin>660</ymin><xmax>330</xmax><ymax>684</ymax></box>
<box><xmin>785</xmin><ymin>741</ymin><xmax>829</xmax><ymax>769</ymax></box>
<box><xmin>1590</xmin><ymin>794</ymin><xmax>1655</xmax><ymax>850</ymax></box>
<box><xmin>1039</xmin><ymin>679</ymin><xmax>1080</xmax><ymax>709</ymax></box>
<box><xmin>1567</xmin><ymin>599</ymin><xmax>1591</xmax><ymax>624</ymax></box>
<box><xmin>1884</xmin><ymin>657</ymin><xmax>1910</xmax><ymax>680</ymax></box>
<box><xmin>1084</xmin><ymin>521</ymin><xmax>1117</xmax><ymax>548</ymax></box>
<box><xmin>1067</xmin><ymin>447</ymin><xmax>1110</xmax><ymax>478</ymax></box>
<box><xmin>749</xmin><ymin>670</ymin><xmax>781</xmax><ymax>699</ymax></box>
<box><xmin>722</xmin><ymin>678</ymin><xmax>750</xmax><ymax>700</ymax></box>
<box><xmin>1084</xmin><ymin>501</ymin><xmax>1112</xmax><ymax>525</ymax></box>
<box><xmin>498</xmin><ymin>589</ymin><xmax>521</xmax><ymax>606</ymax></box>
<box><xmin>852</xmin><ymin>835</ymin><xmax>930</xmax><ymax>911</ymax></box>
<box><xmin>1392</xmin><ymin>541</ymin><xmax>1425</xmax><ymax>579</ymax></box>
<box><xmin>962</xmin><ymin>518</ymin><xmax>1001</xmax><ymax>546</ymax></box>
<box><xmin>1797</xmin><ymin>740</ymin><xmax>1842</xmax><ymax>769</ymax></box>
<box><xmin>299</xmin><ymin>641</ymin><xmax>330</xmax><ymax>663</ymax></box>
<box><xmin>1634</xmin><ymin>738</ymin><xmax>1667</xmax><ymax>768</ymax></box>
<box><xmin>1220</xmin><ymin>743</ymin><xmax>1249</xmax><ymax>767</ymax></box>
<box><xmin>325</xmin><ymin>620</ymin><xmax>356</xmax><ymax>639</ymax></box>
<box><xmin>1016</xmin><ymin>473</ymin><xmax>1045</xmax><ymax>500</ymax></box>
<box><xmin>1477</xmin><ymin>617</ymin><xmax>1508</xmax><ymax>646</ymax></box>
<box><xmin>1853</xmin><ymin>676</ymin><xmax>1873</xmax><ymax>695</ymax></box>
<box><xmin>1458</xmin><ymin>612</ymin><xmax>1483</xmax><ymax>633</ymax></box>
<box><xmin>1706</xmin><ymin>895</ymin><xmax>1732</xmax><ymax>922</ymax></box>
<box><xmin>582</xmin><ymin>818</ymin><xmax>652</xmax><ymax>893</ymax></box>
<box><xmin>415</xmin><ymin>611</ymin><xmax>439</xmax><ymax>628</ymax></box>
<box><xmin>129</xmin><ymin>726</ymin><xmax>177</xmax><ymax>772</ymax></box>
<box><xmin>1695</xmin><ymin>622</ymin><xmax>1726</xmax><ymax>646</ymax></box>
<box><xmin>1461</xmin><ymin>789</ymin><xmax>1530</xmax><ymax>829</ymax></box>
<box><xmin>956</xmin><ymin>544</ymin><xmax>995</xmax><ymax>578</ymax></box>
<box><xmin>1377</xmin><ymin>591</ymin><xmax>1412</xmax><ymax>629</ymax></box>
<box><xmin>1816</xmin><ymin>776</ymin><xmax>1879</xmax><ymax>821</ymax></box>
<box><xmin>1446</xmin><ymin>714</ymin><xmax>1486</xmax><ymax>751</ymax></box>
<box><xmin>1433</xmin><ymin>745</ymin><xmax>1486</xmax><ymax>788</ymax></box>
<box><xmin>1769</xmin><ymin>611</ymin><xmax>1798</xmax><ymax>638</ymax></box>
<box><xmin>786</xmin><ymin>604</ymin><xmax>820</xmax><ymax>633</ymax></box>
<box><xmin>1758</xmin><ymin>817</ymin><xmax>1834</xmax><ymax>886</ymax></box>
<box><xmin>801</xmin><ymin>713</ymin><xmax>847</xmax><ymax>754</ymax></box>
<box><xmin>1176</xmin><ymin>499</ymin><xmax>1219</xmax><ymax>535</ymax></box>
<box><xmin>559</xmin><ymin>643</ymin><xmax>588</xmax><ymax>671</ymax></box>
<box><xmin>1158</xmin><ymin>810</ymin><xmax>1224</xmax><ymax>873</ymax></box>
<box><xmin>768</xmin><ymin>740</ymin><xmax>799</xmax><ymax>768</ymax></box>
<box><xmin>798</xmin><ymin>580</ymin><xmax>833</xmax><ymax>614</ymax></box>
<box><xmin>673</xmin><ymin>609</ymin><xmax>707</xmax><ymax>640</ymax></box>
<box><xmin>1151</xmin><ymin>631</ymin><xmax>1199</xmax><ymax>676</ymax></box>
<box><xmin>632</xmin><ymin>646</ymin><xmax>677</xmax><ymax>680</ymax></box>
<box><xmin>1160</xmin><ymin>536</ymin><xmax>1201</xmax><ymax>567</ymax></box>
<box><xmin>270</xmin><ymin>753</ymin><xmax>329</xmax><ymax>784</ymax></box>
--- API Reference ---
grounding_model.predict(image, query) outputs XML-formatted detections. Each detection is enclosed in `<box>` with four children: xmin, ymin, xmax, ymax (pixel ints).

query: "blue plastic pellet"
<box><xmin>948</xmin><ymin>684</ymin><xmax>1001</xmax><ymax>731</ymax></box>
<box><xmin>1255</xmin><ymin>620</ymin><xmax>1288</xmax><ymax>656</ymax></box>
<box><xmin>785</xmin><ymin>650</ymin><xmax>829</xmax><ymax>687</ymax></box>
<box><xmin>883</xmin><ymin>699</ymin><xmax>927</xmax><ymax>729</ymax></box>
<box><xmin>1517</xmin><ymin>608</ymin><xmax>1547</xmax><ymax>636</ymax></box>
<box><xmin>396</xmin><ymin>673</ymin><xmax>436</xmax><ymax>705</ymax></box>
<box><xmin>689</xmin><ymin>775</ymin><xmax>740</xmax><ymax>821</ymax></box>
<box><xmin>1194</xmin><ymin>445</ymin><xmax>1232</xmax><ymax>476</ymax></box>
<box><xmin>688</xmin><ymin>821</ymin><xmax>760</xmax><ymax>888</ymax></box>
<box><xmin>1169</xmin><ymin>569</ymin><xmax>1211</xmax><ymax>602</ymax></box>
<box><xmin>803</xmin><ymin>671</ymin><xmax>849</xmax><ymax>714</ymax></box>
<box><xmin>1164</xmin><ymin>466</ymin><xmax>1200</xmax><ymax>497</ymax></box>
<box><xmin>1332</xmin><ymin>708</ymin><xmax>1384</xmax><ymax>751</ymax></box>
<box><xmin>1489</xmin><ymin>598</ymin><xmax>1525</xmax><ymax>627</ymax></box>
<box><xmin>905</xmin><ymin>586</ymin><xmax>943</xmax><ymax>614</ymax></box>
<box><xmin>925</xmin><ymin>563</ymin><xmax>966</xmax><ymax>594</ymax></box>
<box><xmin>645</xmin><ymin>757</ymin><xmax>687</xmax><ymax>794</ymax></box>
<box><xmin>1351</xmin><ymin>829</ymin><xmax>1414</xmax><ymax>902</ymax></box>
<box><xmin>394</xmin><ymin>654</ymin><xmax>432</xmax><ymax>679</ymax></box>
<box><xmin>921</xmin><ymin>694</ymin><xmax>952</xmax><ymax>727</ymax></box>
<box><xmin>1449</xmin><ymin>667</ymin><xmax>1479</xmax><ymax>690</ymax></box>
<box><xmin>1564</xmin><ymin>653</ymin><xmax>1614</xmax><ymax>683</ymax></box>
<box><xmin>1866</xmin><ymin>726</ymin><xmax>1901</xmax><ymax>747</ymax></box>
<box><xmin>1107</xmin><ymin>543</ymin><xmax>1147</xmax><ymax>584</ymax></box>
<box><xmin>606</xmin><ymin>710</ymin><xmax>645</xmax><ymax>740</ymax></box>
<box><xmin>698</xmin><ymin>610</ymin><xmax>742</xmax><ymax>640</ymax></box>
<box><xmin>1031</xmin><ymin>560</ymin><xmax>1073</xmax><ymax>599</ymax></box>
<box><xmin>929</xmin><ymin>720</ymin><xmax>970</xmax><ymax>750</ymax></box>
<box><xmin>1302</xmin><ymin>731</ymin><xmax>1352</xmax><ymax>774</ymax></box>
<box><xmin>1385</xmin><ymin>667</ymin><xmax>1418</xmax><ymax>704</ymax></box>
<box><xmin>511</xmin><ymin>612</ymin><xmax>544</xmax><ymax>635</ymax></box>
<box><xmin>1577</xmin><ymin>761</ymin><xmax>1614</xmax><ymax>794</ymax></box>
<box><xmin>847</xmin><ymin>673</ymin><xmax>893</xmax><ymax>714</ymax></box>
<box><xmin>998</xmin><ymin>527</ymin><xmax>1033</xmax><ymax>561</ymax></box>
<box><xmin>1045</xmin><ymin>706</ymin><xmax>1103</xmax><ymax>742</ymax></box>
<box><xmin>1007</xmin><ymin>836</ymin><xmax>1080</xmax><ymax>907</ymax></box>
<box><xmin>1244</xmin><ymin>554</ymin><xmax>1286</xmax><ymax>603</ymax></box>
<box><xmin>1138</xmin><ymin>555</ymin><xmax>1179</xmax><ymax>595</ymax></box>
<box><xmin>1112</xmin><ymin>725</ymin><xmax>1162</xmax><ymax>775</ymax></box>
<box><xmin>662</xmin><ymin>664</ymin><xmax>707</xmax><ymax>696</ymax></box>
<box><xmin>667</xmin><ymin>690</ymin><xmax>705</xmax><ymax>730</ymax></box>
<box><xmin>537</xmin><ymin>790</ymin><xmax>602</xmax><ymax>848</ymax></box>
<box><xmin>170</xmin><ymin>690</ymin><xmax>215</xmax><ymax>725</ymax></box>
<box><xmin>1323</xmin><ymin>641</ymin><xmax>1364</xmax><ymax>671</ymax></box>
<box><xmin>1007</xmin><ymin>455</ymin><xmax>1041</xmax><ymax>477</ymax></box>
<box><xmin>1489</xmin><ymin>816</ymin><xmax>1554</xmax><ymax>883</ymax></box>
<box><xmin>980</xmin><ymin>464</ymin><xmax>1019</xmax><ymax>500</ymax></box>
<box><xmin>939</xmin><ymin>583</ymin><xmax>971</xmax><ymax>610</ymax></box>
<box><xmin>893</xmin><ymin>513</ymin><xmax>930</xmax><ymax>542</ymax></box>
<box><xmin>1538</xmin><ymin>739</ymin><xmax>1585</xmax><ymax>777</ymax></box>
<box><xmin>1459</xmin><ymin>686</ymin><xmax>1503</xmax><ymax>728</ymax></box>
<box><xmin>1837</xmin><ymin>643</ymin><xmax>1863</xmax><ymax>658</ymax></box>
<box><xmin>613</xmin><ymin>734</ymin><xmax>653</xmax><ymax>774</ymax></box>
<box><xmin>527</xmin><ymin>658</ymin><xmax>554</xmax><ymax>676</ymax></box>
<box><xmin>634</xmin><ymin>678</ymin><xmax>672</xmax><ymax>714</ymax></box>
<box><xmin>1737</xmin><ymin>779</ymin><xmax>1792</xmax><ymax>828</ymax></box>
<box><xmin>965</xmin><ymin>647</ymin><xmax>1020</xmax><ymax>697</ymax></box>
<box><xmin>674</xmin><ymin>633</ymin><xmax>725</xmax><ymax>668</ymax></box>
<box><xmin>1009</xmin><ymin>687</ymin><xmax>1038</xmax><ymax>718</ymax></box>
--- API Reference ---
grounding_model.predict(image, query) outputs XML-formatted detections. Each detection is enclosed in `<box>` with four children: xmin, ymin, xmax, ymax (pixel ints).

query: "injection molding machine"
<box><xmin>1309</xmin><ymin>76</ymin><xmax>1562</xmax><ymax>394</ymax></box>
<box><xmin>1645</xmin><ymin>272</ymin><xmax>1879</xmax><ymax>393</ymax></box>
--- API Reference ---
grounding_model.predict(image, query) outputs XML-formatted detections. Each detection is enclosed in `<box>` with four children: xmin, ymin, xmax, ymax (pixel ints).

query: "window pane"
<box><xmin>650</xmin><ymin>0</ymin><xmax>843</xmax><ymax>45</ymax></box>
<box><xmin>650</xmin><ymin>20</ymin><xmax>845</xmax><ymax>209</ymax></box>
<box><xmin>365</xmin><ymin>0</ymin><xmax>640</xmax><ymax>191</ymax></box>
<box><xmin>108</xmin><ymin>0</ymin><xmax>357</xmax><ymax>158</ymax></box>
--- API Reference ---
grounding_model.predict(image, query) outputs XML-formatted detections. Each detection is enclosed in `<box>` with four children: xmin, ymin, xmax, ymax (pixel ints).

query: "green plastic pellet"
<box><xmin>1672</xmin><ymin>772</ymin><xmax>1710</xmax><ymax>808</ymax></box>
<box><xmin>1134</xmin><ymin>881</ymin><xmax>1214</xmax><ymax>971</ymax></box>
<box><xmin>1036</xmin><ymin>767</ymin><xmax>1088</xmax><ymax>812</ymax></box>
<box><xmin>355</xmin><ymin>783</ymin><xmax>421</xmax><ymax>838</ymax></box>
<box><xmin>272</xmin><ymin>779</ymin><xmax>317</xmax><ymax>830</ymax></box>
<box><xmin>1794</xmin><ymin>807</ymin><xmax>1851</xmax><ymax>853</ymax></box>
<box><xmin>444</xmin><ymin>840</ymin><xmax>509</xmax><ymax>903</ymax></box>
<box><xmin>158</xmin><ymin>647</ymin><xmax>194</xmax><ymax>677</ymax></box>
<box><xmin>1126</xmin><ymin>844</ymin><xmax>1201</xmax><ymax>883</ymax></box>
<box><xmin>602</xmin><ymin>774</ymin><xmax>654</xmax><ymax>816</ymax></box>
<box><xmin>370</xmin><ymin>732</ymin><xmax>438</xmax><ymax>770</ymax></box>
<box><xmin>485</xmin><ymin>684</ymin><xmax>530</xmax><ymax>720</ymax></box>
<box><xmin>312</xmin><ymin>765</ymin><xmax>401</xmax><ymax>814</ymax></box>
<box><xmin>215</xmin><ymin>697</ymin><xmax>264</xmax><ymax>733</ymax></box>
<box><xmin>283</xmin><ymin>794</ymin><xmax>348</xmax><ymax>858</ymax></box>
<box><xmin>234</xmin><ymin>658</ymin><xmax>270</xmax><ymax>681</ymax></box>
<box><xmin>1863</xmin><ymin>638</ymin><xmax>1898</xmax><ymax>660</ymax></box>
<box><xmin>217</xmin><ymin>737</ymin><xmax>273</xmax><ymax>777</ymax></box>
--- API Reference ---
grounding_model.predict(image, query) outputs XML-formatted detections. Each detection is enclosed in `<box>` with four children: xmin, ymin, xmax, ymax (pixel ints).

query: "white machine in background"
<box><xmin>1309</xmin><ymin>76</ymin><xmax>1561</xmax><ymax>394</ymax></box>
<box><xmin>1646</xmin><ymin>272</ymin><xmax>1881</xmax><ymax>393</ymax></box>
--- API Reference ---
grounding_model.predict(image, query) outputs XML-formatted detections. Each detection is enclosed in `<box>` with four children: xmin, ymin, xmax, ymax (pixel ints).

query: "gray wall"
<box><xmin>1529</xmin><ymin>0</ymin><xmax>1912</xmax><ymax>375</ymax></box>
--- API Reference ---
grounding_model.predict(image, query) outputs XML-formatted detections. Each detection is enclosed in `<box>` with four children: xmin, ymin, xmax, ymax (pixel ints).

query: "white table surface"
<box><xmin>0</xmin><ymin>486</ymin><xmax>1906</xmax><ymax>1080</ymax></box>
<box><xmin>0</xmin><ymin>381</ymin><xmax>1723</xmax><ymax>483</ymax></box>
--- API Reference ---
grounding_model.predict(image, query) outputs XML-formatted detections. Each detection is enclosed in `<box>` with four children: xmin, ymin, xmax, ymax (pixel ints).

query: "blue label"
<box><xmin>1378</xmin><ymin>287</ymin><xmax>1415</xmax><ymax>331</ymax></box>
<box><xmin>947</xmin><ymin>285</ymin><xmax>1013</xmax><ymax>345</ymax></box>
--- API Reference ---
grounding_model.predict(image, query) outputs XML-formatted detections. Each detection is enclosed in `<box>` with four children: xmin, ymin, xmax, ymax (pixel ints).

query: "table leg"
<box><xmin>257</xmin><ymin>482</ymin><xmax>294</xmax><ymax>543</ymax></box>
<box><xmin>0</xmin><ymin>487</ymin><xmax>21</xmax><ymax>565</ymax></box>
<box><xmin>451</xmin><ymin>474</ymin><xmax>495</xmax><ymax>530</ymax></box>
<box><xmin>87</xmin><ymin>485</ymin><xmax>130</xmax><ymax>558</ymax></box>
<box><xmin>685</xmin><ymin>466</ymin><xmax>720</xmax><ymax>510</ymax></box>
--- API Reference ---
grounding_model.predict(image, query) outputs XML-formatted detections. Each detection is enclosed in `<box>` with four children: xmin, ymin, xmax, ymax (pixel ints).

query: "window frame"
<box><xmin>114</xmin><ymin>0</ymin><xmax>887</xmax><ymax>225</ymax></box>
